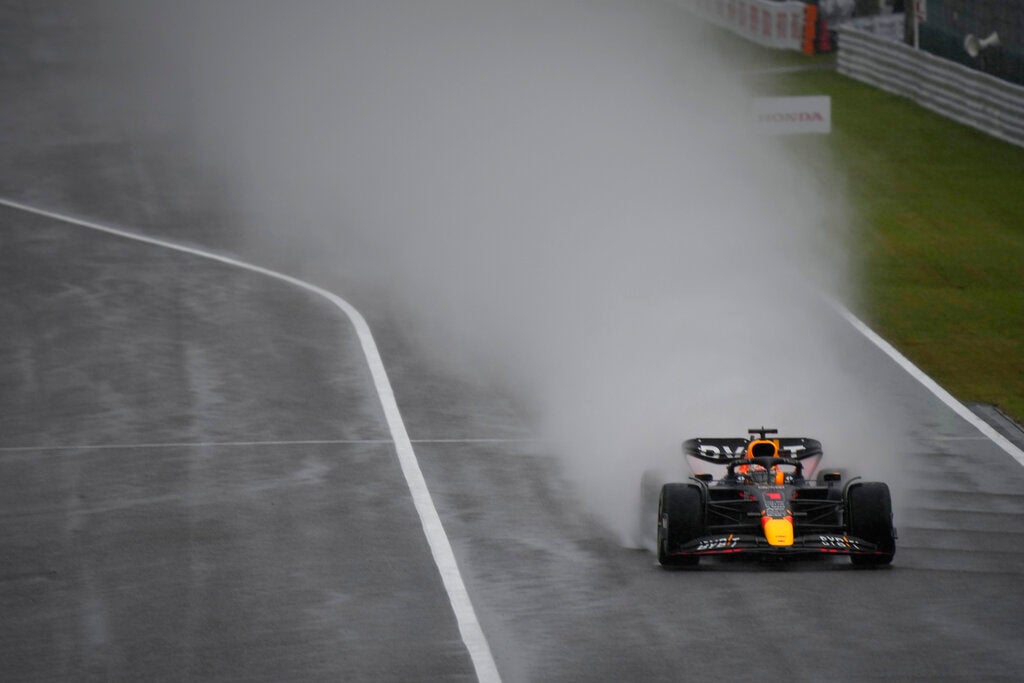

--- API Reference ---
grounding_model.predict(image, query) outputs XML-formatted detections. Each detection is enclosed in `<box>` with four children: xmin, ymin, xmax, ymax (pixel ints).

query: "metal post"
<box><xmin>913</xmin><ymin>0</ymin><xmax>926</xmax><ymax>50</ymax></box>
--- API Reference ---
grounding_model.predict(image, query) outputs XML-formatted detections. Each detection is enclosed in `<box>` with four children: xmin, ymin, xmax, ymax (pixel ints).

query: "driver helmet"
<box><xmin>737</xmin><ymin>439</ymin><xmax>780</xmax><ymax>479</ymax></box>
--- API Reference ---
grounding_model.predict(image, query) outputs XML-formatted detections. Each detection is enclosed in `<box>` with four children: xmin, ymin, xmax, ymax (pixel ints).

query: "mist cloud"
<box><xmin>98</xmin><ymin>0</ymin><xmax>906</xmax><ymax>543</ymax></box>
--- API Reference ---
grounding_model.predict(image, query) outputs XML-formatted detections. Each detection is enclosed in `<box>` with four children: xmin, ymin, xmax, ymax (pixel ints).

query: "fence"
<box><xmin>836</xmin><ymin>25</ymin><xmax>1024</xmax><ymax>147</ymax></box>
<box><xmin>682</xmin><ymin>0</ymin><xmax>814</xmax><ymax>52</ymax></box>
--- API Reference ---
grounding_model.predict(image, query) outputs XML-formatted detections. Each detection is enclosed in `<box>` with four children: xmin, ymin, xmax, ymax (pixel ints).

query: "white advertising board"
<box><xmin>754</xmin><ymin>96</ymin><xmax>832</xmax><ymax>135</ymax></box>
<box><xmin>681</xmin><ymin>0</ymin><xmax>808</xmax><ymax>51</ymax></box>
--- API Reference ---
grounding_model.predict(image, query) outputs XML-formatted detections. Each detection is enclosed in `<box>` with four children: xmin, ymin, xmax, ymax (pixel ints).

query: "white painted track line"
<box><xmin>837</xmin><ymin>306</ymin><xmax>1024</xmax><ymax>467</ymax></box>
<box><xmin>0</xmin><ymin>197</ymin><xmax>502</xmax><ymax>683</ymax></box>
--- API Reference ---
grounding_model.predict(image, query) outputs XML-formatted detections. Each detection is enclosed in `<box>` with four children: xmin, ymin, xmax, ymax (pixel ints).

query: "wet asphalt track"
<box><xmin>3</xmin><ymin>3</ymin><xmax>1024</xmax><ymax>681</ymax></box>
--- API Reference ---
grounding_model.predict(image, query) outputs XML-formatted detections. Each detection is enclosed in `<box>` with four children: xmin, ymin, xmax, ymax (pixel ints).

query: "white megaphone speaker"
<box><xmin>964</xmin><ymin>31</ymin><xmax>1000</xmax><ymax>58</ymax></box>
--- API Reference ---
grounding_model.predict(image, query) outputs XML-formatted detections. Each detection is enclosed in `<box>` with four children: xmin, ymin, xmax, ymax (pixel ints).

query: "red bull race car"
<box><xmin>650</xmin><ymin>428</ymin><xmax>896</xmax><ymax>567</ymax></box>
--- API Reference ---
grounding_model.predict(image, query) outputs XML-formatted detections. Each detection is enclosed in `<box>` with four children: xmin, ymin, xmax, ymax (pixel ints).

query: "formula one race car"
<box><xmin>650</xmin><ymin>428</ymin><xmax>896</xmax><ymax>567</ymax></box>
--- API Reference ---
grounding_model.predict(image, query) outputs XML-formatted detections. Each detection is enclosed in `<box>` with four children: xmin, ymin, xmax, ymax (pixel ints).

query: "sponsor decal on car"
<box><xmin>819</xmin><ymin>535</ymin><xmax>859</xmax><ymax>550</ymax></box>
<box><xmin>695</xmin><ymin>443</ymin><xmax>808</xmax><ymax>459</ymax></box>
<box><xmin>695</xmin><ymin>536</ymin><xmax>739</xmax><ymax>552</ymax></box>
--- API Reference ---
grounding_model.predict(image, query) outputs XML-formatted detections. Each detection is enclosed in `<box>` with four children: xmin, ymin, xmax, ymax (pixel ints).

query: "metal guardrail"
<box><xmin>836</xmin><ymin>25</ymin><xmax>1024</xmax><ymax>148</ymax></box>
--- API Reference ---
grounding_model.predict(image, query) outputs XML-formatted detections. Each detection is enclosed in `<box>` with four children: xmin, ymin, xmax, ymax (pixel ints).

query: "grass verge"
<box><xmin>712</xmin><ymin>30</ymin><xmax>1024</xmax><ymax>422</ymax></box>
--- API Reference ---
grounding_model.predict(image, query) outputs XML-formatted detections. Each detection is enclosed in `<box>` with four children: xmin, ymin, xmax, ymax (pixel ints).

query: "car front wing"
<box><xmin>666</xmin><ymin>532</ymin><xmax>890</xmax><ymax>560</ymax></box>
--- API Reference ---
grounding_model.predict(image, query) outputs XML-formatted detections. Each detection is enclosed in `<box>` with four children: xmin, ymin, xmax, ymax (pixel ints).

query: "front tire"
<box><xmin>657</xmin><ymin>484</ymin><xmax>704</xmax><ymax>567</ymax></box>
<box><xmin>847</xmin><ymin>482</ymin><xmax>896</xmax><ymax>566</ymax></box>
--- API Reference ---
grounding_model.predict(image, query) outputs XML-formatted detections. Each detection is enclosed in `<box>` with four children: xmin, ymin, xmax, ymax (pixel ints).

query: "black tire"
<box><xmin>847</xmin><ymin>482</ymin><xmax>896</xmax><ymax>566</ymax></box>
<box><xmin>657</xmin><ymin>484</ymin><xmax>704</xmax><ymax>567</ymax></box>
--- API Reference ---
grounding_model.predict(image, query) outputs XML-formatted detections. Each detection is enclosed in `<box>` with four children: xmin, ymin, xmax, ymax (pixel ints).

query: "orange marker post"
<box><xmin>802</xmin><ymin>4</ymin><xmax>818</xmax><ymax>55</ymax></box>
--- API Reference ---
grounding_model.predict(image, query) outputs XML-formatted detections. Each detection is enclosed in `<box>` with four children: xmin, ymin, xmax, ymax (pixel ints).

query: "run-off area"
<box><xmin>0</xmin><ymin>212</ymin><xmax>475</xmax><ymax>680</ymax></box>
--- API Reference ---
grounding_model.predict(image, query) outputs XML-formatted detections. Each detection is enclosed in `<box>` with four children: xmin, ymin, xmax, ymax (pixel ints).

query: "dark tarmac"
<box><xmin>3</xmin><ymin>2</ymin><xmax>1024</xmax><ymax>681</ymax></box>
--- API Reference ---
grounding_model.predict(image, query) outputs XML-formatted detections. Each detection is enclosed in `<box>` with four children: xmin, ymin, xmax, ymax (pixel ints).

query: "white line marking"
<box><xmin>837</xmin><ymin>305</ymin><xmax>1024</xmax><ymax>468</ymax></box>
<box><xmin>924</xmin><ymin>436</ymin><xmax>994</xmax><ymax>442</ymax></box>
<box><xmin>0</xmin><ymin>197</ymin><xmax>502</xmax><ymax>683</ymax></box>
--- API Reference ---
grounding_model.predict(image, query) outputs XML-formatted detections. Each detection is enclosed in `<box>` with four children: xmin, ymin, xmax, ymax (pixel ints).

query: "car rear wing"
<box><xmin>683</xmin><ymin>437</ymin><xmax>823</xmax><ymax>465</ymax></box>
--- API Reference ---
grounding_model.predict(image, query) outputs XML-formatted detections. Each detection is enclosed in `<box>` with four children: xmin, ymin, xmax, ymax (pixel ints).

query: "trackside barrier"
<box><xmin>836</xmin><ymin>25</ymin><xmax>1024</xmax><ymax>148</ymax></box>
<box><xmin>681</xmin><ymin>0</ymin><xmax>811</xmax><ymax>52</ymax></box>
<box><xmin>841</xmin><ymin>12</ymin><xmax>905</xmax><ymax>43</ymax></box>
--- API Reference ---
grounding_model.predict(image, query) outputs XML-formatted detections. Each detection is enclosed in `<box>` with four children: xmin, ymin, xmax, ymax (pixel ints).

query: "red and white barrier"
<box><xmin>682</xmin><ymin>0</ymin><xmax>814</xmax><ymax>53</ymax></box>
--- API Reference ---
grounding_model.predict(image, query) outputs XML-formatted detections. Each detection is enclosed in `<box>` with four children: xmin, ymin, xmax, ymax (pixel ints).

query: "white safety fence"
<box><xmin>839</xmin><ymin>12</ymin><xmax>905</xmax><ymax>43</ymax></box>
<box><xmin>679</xmin><ymin>0</ymin><xmax>810</xmax><ymax>51</ymax></box>
<box><xmin>837</xmin><ymin>25</ymin><xmax>1024</xmax><ymax>148</ymax></box>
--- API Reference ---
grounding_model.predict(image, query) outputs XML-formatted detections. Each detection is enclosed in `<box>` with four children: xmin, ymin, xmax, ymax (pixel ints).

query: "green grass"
<box><xmin>711</xmin><ymin>33</ymin><xmax>1024</xmax><ymax>422</ymax></box>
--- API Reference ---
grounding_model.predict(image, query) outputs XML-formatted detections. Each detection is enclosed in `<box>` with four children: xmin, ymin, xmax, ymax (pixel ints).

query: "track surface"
<box><xmin>4</xmin><ymin>3</ymin><xmax>1024</xmax><ymax>681</ymax></box>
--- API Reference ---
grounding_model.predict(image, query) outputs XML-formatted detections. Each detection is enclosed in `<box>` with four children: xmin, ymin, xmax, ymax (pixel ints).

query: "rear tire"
<box><xmin>657</xmin><ymin>484</ymin><xmax>704</xmax><ymax>567</ymax></box>
<box><xmin>847</xmin><ymin>482</ymin><xmax>896</xmax><ymax>566</ymax></box>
